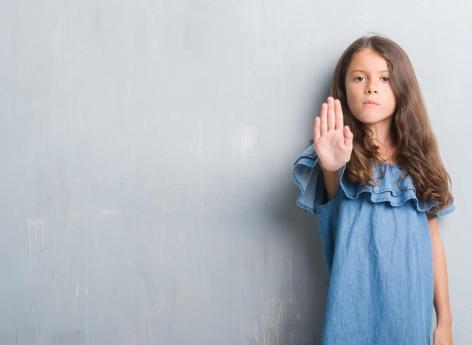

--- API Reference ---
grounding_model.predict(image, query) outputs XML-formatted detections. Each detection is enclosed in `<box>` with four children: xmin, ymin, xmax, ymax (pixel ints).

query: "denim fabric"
<box><xmin>292</xmin><ymin>144</ymin><xmax>455</xmax><ymax>345</ymax></box>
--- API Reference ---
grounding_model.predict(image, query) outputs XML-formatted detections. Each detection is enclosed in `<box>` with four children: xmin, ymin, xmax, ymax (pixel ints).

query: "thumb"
<box><xmin>343</xmin><ymin>125</ymin><xmax>353</xmax><ymax>146</ymax></box>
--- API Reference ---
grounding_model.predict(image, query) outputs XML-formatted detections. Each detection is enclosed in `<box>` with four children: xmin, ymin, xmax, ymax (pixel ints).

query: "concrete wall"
<box><xmin>1</xmin><ymin>0</ymin><xmax>470</xmax><ymax>344</ymax></box>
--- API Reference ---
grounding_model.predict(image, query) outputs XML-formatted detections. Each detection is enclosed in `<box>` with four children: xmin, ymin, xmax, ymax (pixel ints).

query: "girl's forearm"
<box><xmin>428</xmin><ymin>217</ymin><xmax>453</xmax><ymax>326</ymax></box>
<box><xmin>319</xmin><ymin>163</ymin><xmax>343</xmax><ymax>201</ymax></box>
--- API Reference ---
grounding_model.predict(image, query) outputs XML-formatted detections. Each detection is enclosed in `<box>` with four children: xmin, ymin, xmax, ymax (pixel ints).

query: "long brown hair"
<box><xmin>311</xmin><ymin>34</ymin><xmax>454</xmax><ymax>217</ymax></box>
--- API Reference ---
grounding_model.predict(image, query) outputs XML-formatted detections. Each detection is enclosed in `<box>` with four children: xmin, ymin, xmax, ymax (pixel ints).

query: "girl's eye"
<box><xmin>353</xmin><ymin>76</ymin><xmax>390</xmax><ymax>82</ymax></box>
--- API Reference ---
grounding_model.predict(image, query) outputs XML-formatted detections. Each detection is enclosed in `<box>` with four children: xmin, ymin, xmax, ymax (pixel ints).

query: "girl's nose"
<box><xmin>365</xmin><ymin>80</ymin><xmax>379</xmax><ymax>94</ymax></box>
<box><xmin>366</xmin><ymin>85</ymin><xmax>378</xmax><ymax>94</ymax></box>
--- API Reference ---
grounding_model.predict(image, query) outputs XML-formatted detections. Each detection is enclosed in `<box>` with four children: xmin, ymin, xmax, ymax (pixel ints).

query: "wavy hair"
<box><xmin>311</xmin><ymin>34</ymin><xmax>454</xmax><ymax>217</ymax></box>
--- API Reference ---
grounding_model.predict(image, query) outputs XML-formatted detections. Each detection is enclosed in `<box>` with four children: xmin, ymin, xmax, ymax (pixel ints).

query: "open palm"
<box><xmin>313</xmin><ymin>96</ymin><xmax>353</xmax><ymax>171</ymax></box>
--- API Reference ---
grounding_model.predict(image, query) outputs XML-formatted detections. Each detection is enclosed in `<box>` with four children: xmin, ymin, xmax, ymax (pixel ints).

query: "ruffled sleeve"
<box><xmin>291</xmin><ymin>144</ymin><xmax>343</xmax><ymax>215</ymax></box>
<box><xmin>425</xmin><ymin>200</ymin><xmax>455</xmax><ymax>219</ymax></box>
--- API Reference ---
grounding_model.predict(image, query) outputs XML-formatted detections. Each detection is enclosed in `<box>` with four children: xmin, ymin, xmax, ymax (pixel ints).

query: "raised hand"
<box><xmin>313</xmin><ymin>96</ymin><xmax>353</xmax><ymax>172</ymax></box>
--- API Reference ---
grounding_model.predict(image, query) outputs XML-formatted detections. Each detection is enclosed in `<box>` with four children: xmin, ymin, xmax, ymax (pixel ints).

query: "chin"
<box><xmin>353</xmin><ymin>111</ymin><xmax>392</xmax><ymax>124</ymax></box>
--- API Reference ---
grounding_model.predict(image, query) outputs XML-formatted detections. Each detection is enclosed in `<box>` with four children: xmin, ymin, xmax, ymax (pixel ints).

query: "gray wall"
<box><xmin>1</xmin><ymin>0</ymin><xmax>470</xmax><ymax>344</ymax></box>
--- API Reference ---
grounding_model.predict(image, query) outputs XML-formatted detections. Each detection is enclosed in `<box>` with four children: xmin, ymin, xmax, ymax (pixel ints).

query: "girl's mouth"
<box><xmin>363</xmin><ymin>101</ymin><xmax>379</xmax><ymax>107</ymax></box>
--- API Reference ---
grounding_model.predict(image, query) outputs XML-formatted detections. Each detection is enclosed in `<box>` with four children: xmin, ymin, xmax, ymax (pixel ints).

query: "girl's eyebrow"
<box><xmin>350</xmin><ymin>69</ymin><xmax>389</xmax><ymax>74</ymax></box>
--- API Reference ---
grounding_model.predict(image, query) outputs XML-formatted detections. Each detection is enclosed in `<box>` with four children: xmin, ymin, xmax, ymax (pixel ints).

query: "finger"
<box><xmin>335</xmin><ymin>99</ymin><xmax>344</xmax><ymax>130</ymax></box>
<box><xmin>327</xmin><ymin>97</ymin><xmax>335</xmax><ymax>131</ymax></box>
<box><xmin>343</xmin><ymin>125</ymin><xmax>353</xmax><ymax>147</ymax></box>
<box><xmin>320</xmin><ymin>102</ymin><xmax>327</xmax><ymax>135</ymax></box>
<box><xmin>314</xmin><ymin>116</ymin><xmax>321</xmax><ymax>145</ymax></box>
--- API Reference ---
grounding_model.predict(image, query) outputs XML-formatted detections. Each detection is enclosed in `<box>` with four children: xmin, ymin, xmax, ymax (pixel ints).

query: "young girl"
<box><xmin>292</xmin><ymin>34</ymin><xmax>455</xmax><ymax>345</ymax></box>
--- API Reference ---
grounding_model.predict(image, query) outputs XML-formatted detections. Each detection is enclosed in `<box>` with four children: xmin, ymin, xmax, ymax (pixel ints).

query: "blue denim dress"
<box><xmin>292</xmin><ymin>144</ymin><xmax>455</xmax><ymax>345</ymax></box>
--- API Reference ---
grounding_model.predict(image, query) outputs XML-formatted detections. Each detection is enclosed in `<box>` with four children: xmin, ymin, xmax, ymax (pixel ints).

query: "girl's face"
<box><xmin>344</xmin><ymin>47</ymin><xmax>396</xmax><ymax>126</ymax></box>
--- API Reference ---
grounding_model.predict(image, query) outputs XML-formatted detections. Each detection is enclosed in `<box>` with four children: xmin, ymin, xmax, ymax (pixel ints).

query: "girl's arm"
<box><xmin>428</xmin><ymin>216</ymin><xmax>453</xmax><ymax>326</ymax></box>
<box><xmin>319</xmin><ymin>164</ymin><xmax>342</xmax><ymax>201</ymax></box>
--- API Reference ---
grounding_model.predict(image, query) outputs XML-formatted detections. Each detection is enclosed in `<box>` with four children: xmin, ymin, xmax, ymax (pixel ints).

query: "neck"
<box><xmin>367</xmin><ymin>118</ymin><xmax>392</xmax><ymax>144</ymax></box>
<box><xmin>366</xmin><ymin>118</ymin><xmax>396</xmax><ymax>161</ymax></box>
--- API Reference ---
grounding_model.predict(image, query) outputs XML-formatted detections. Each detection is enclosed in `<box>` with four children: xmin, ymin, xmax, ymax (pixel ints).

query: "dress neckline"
<box><xmin>376</xmin><ymin>161</ymin><xmax>399</xmax><ymax>167</ymax></box>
